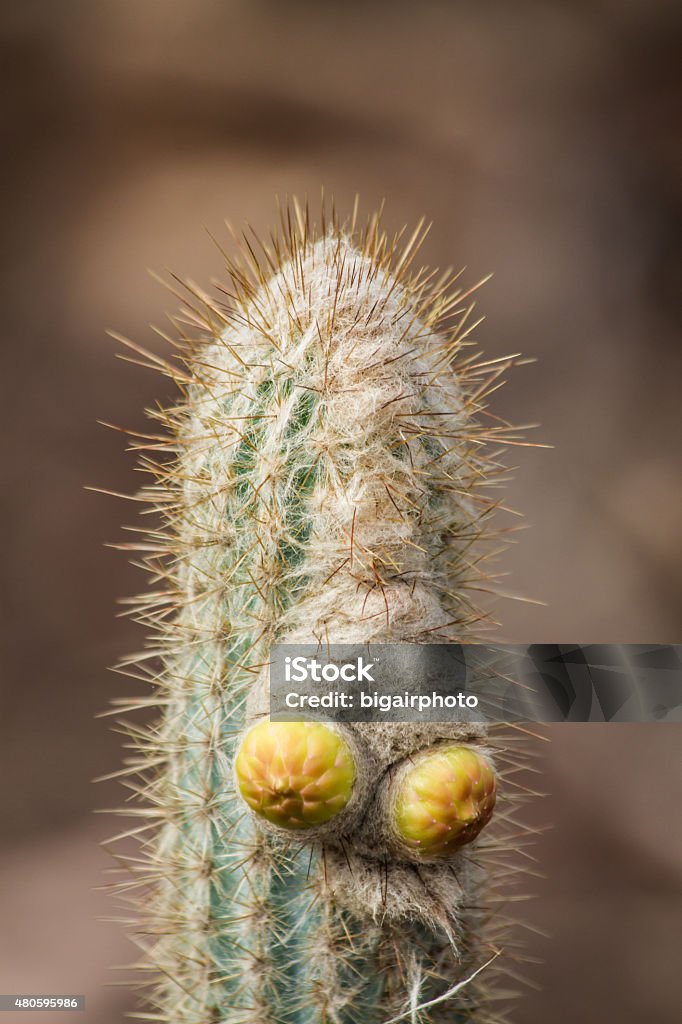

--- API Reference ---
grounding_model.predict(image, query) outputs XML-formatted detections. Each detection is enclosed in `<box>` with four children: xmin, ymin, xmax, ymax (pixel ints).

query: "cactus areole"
<box><xmin>110</xmin><ymin>200</ymin><xmax>535</xmax><ymax>1023</ymax></box>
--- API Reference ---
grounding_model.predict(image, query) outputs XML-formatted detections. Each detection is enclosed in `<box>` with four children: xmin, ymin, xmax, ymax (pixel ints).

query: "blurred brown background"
<box><xmin>0</xmin><ymin>1</ymin><xmax>680</xmax><ymax>1021</ymax></box>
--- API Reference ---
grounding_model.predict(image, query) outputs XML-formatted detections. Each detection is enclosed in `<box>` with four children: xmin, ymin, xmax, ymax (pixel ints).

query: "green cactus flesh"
<box><xmin>111</xmin><ymin>202</ymin><xmax>535</xmax><ymax>1023</ymax></box>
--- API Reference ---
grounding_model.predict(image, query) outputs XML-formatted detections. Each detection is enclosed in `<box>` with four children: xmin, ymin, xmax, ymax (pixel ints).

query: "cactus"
<box><xmin>108</xmin><ymin>200</ymin><xmax>537</xmax><ymax>1024</ymax></box>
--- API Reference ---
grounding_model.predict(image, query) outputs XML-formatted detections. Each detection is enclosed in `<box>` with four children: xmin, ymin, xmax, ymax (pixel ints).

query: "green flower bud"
<box><xmin>235</xmin><ymin>721</ymin><xmax>356</xmax><ymax>830</ymax></box>
<box><xmin>392</xmin><ymin>745</ymin><xmax>496</xmax><ymax>857</ymax></box>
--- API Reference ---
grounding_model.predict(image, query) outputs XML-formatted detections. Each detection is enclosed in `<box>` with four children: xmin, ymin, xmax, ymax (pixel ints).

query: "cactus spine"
<box><xmin>110</xmin><ymin>200</ymin><xmax>535</xmax><ymax>1023</ymax></box>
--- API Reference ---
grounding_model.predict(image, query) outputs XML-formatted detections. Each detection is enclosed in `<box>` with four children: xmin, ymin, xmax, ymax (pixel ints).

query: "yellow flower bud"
<box><xmin>235</xmin><ymin>721</ymin><xmax>356</xmax><ymax>830</ymax></box>
<box><xmin>392</xmin><ymin>745</ymin><xmax>496</xmax><ymax>857</ymax></box>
